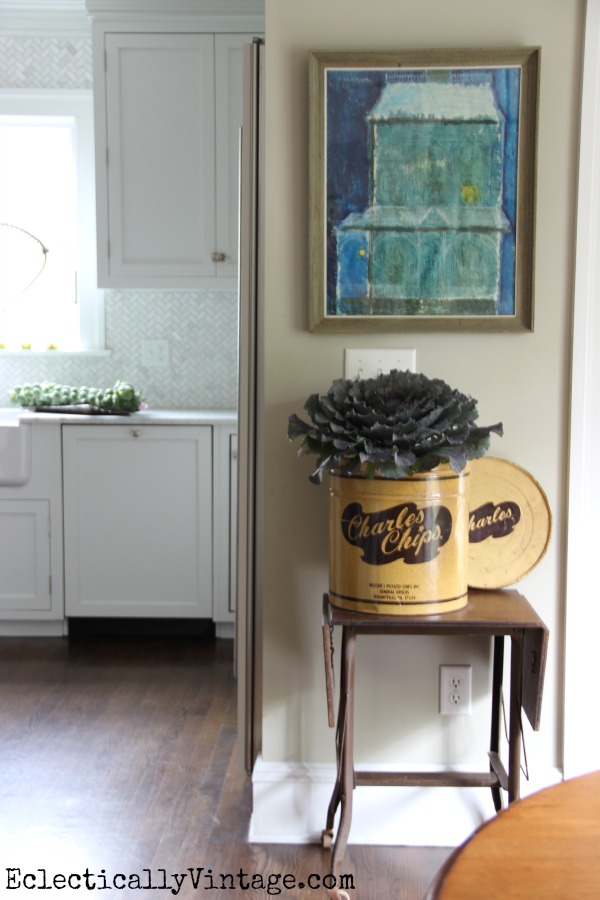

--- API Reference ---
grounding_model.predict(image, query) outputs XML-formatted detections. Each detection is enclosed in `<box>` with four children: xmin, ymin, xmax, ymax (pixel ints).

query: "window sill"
<box><xmin>0</xmin><ymin>349</ymin><xmax>112</xmax><ymax>357</ymax></box>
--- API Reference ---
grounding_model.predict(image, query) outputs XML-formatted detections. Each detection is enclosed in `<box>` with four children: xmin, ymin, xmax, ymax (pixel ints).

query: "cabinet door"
<box><xmin>215</xmin><ymin>34</ymin><xmax>248</xmax><ymax>281</ymax></box>
<box><xmin>63</xmin><ymin>425</ymin><xmax>212</xmax><ymax>618</ymax></box>
<box><xmin>0</xmin><ymin>500</ymin><xmax>51</xmax><ymax>614</ymax></box>
<box><xmin>212</xmin><ymin>424</ymin><xmax>237</xmax><ymax>629</ymax></box>
<box><xmin>229</xmin><ymin>431</ymin><xmax>238</xmax><ymax>615</ymax></box>
<box><xmin>102</xmin><ymin>33</ymin><xmax>217</xmax><ymax>284</ymax></box>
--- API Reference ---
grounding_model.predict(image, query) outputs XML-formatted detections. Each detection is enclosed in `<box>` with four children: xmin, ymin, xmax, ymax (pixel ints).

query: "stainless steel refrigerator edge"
<box><xmin>237</xmin><ymin>38</ymin><xmax>264</xmax><ymax>773</ymax></box>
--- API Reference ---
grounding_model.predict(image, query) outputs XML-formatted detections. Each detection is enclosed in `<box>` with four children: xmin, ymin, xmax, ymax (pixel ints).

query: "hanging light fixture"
<box><xmin>0</xmin><ymin>222</ymin><xmax>49</xmax><ymax>315</ymax></box>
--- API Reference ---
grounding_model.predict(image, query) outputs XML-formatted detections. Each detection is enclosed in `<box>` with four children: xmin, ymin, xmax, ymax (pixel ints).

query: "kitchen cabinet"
<box><xmin>0</xmin><ymin>500</ymin><xmax>51</xmax><ymax>614</ymax></box>
<box><xmin>0</xmin><ymin>412</ymin><xmax>236</xmax><ymax>634</ymax></box>
<box><xmin>212</xmin><ymin>423</ymin><xmax>237</xmax><ymax>636</ymax></box>
<box><xmin>0</xmin><ymin>421</ymin><xmax>65</xmax><ymax>634</ymax></box>
<box><xmin>92</xmin><ymin>29</ymin><xmax>256</xmax><ymax>288</ymax></box>
<box><xmin>62</xmin><ymin>424</ymin><xmax>213</xmax><ymax>618</ymax></box>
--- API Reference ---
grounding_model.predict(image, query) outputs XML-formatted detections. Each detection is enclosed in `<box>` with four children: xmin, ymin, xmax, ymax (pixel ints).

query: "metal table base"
<box><xmin>321</xmin><ymin>590</ymin><xmax>548</xmax><ymax>898</ymax></box>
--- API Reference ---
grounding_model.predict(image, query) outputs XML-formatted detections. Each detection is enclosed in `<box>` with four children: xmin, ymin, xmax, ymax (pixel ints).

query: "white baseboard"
<box><xmin>250</xmin><ymin>756</ymin><xmax>562</xmax><ymax>847</ymax></box>
<box><xmin>215</xmin><ymin>621</ymin><xmax>234</xmax><ymax>639</ymax></box>
<box><xmin>0</xmin><ymin>620</ymin><xmax>235</xmax><ymax>639</ymax></box>
<box><xmin>0</xmin><ymin>620</ymin><xmax>67</xmax><ymax>636</ymax></box>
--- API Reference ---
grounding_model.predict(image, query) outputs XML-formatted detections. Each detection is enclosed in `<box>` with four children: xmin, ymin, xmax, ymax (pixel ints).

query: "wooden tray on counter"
<box><xmin>32</xmin><ymin>405</ymin><xmax>131</xmax><ymax>416</ymax></box>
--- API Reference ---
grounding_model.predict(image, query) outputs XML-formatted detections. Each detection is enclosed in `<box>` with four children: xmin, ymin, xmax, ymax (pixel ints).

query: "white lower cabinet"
<box><xmin>0</xmin><ymin>500</ymin><xmax>51</xmax><ymax>613</ymax></box>
<box><xmin>62</xmin><ymin>424</ymin><xmax>213</xmax><ymax>618</ymax></box>
<box><xmin>212</xmin><ymin>424</ymin><xmax>237</xmax><ymax>635</ymax></box>
<box><xmin>0</xmin><ymin>421</ymin><xmax>65</xmax><ymax>632</ymax></box>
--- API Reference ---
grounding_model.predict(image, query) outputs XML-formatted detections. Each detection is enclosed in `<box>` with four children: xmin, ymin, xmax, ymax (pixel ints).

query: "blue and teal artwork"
<box><xmin>326</xmin><ymin>66</ymin><xmax>520</xmax><ymax>317</ymax></box>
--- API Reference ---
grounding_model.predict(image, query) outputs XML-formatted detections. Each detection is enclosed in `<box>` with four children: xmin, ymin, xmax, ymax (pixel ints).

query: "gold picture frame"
<box><xmin>308</xmin><ymin>47</ymin><xmax>540</xmax><ymax>332</ymax></box>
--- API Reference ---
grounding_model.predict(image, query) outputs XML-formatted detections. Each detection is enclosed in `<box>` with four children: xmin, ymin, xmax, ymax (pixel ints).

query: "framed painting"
<box><xmin>308</xmin><ymin>47</ymin><xmax>540</xmax><ymax>332</ymax></box>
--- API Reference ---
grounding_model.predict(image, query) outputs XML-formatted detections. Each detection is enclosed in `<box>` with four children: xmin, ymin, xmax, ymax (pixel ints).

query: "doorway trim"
<box><xmin>564</xmin><ymin>0</ymin><xmax>600</xmax><ymax>778</ymax></box>
<box><xmin>237</xmin><ymin>38</ymin><xmax>265</xmax><ymax>772</ymax></box>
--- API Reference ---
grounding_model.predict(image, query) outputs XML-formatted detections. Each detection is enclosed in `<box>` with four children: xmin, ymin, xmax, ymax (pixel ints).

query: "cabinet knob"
<box><xmin>211</xmin><ymin>251</ymin><xmax>228</xmax><ymax>263</ymax></box>
<box><xmin>131</xmin><ymin>428</ymin><xmax>140</xmax><ymax>438</ymax></box>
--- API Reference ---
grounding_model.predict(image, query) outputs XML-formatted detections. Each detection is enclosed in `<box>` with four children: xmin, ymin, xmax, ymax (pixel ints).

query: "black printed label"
<box><xmin>341</xmin><ymin>501</ymin><xmax>452</xmax><ymax>565</ymax></box>
<box><xmin>469</xmin><ymin>501</ymin><xmax>521</xmax><ymax>543</ymax></box>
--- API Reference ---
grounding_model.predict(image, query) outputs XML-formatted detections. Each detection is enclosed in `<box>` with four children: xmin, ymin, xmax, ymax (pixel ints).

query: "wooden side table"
<box><xmin>425</xmin><ymin>771</ymin><xmax>600</xmax><ymax>899</ymax></box>
<box><xmin>321</xmin><ymin>589</ymin><xmax>548</xmax><ymax>900</ymax></box>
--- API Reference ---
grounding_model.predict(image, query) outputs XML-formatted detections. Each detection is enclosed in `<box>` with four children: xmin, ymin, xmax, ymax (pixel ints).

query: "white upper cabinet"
<box><xmin>102</xmin><ymin>33</ymin><xmax>216</xmax><ymax>284</ymax></box>
<box><xmin>215</xmin><ymin>33</ymin><xmax>248</xmax><ymax>282</ymax></box>
<box><xmin>93</xmin><ymin>29</ymin><xmax>257</xmax><ymax>288</ymax></box>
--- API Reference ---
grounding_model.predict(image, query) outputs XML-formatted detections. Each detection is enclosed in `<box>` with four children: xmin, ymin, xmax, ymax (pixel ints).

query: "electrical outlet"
<box><xmin>142</xmin><ymin>339</ymin><xmax>170</xmax><ymax>369</ymax></box>
<box><xmin>344</xmin><ymin>348</ymin><xmax>416</xmax><ymax>380</ymax></box>
<box><xmin>440</xmin><ymin>665</ymin><xmax>472</xmax><ymax>715</ymax></box>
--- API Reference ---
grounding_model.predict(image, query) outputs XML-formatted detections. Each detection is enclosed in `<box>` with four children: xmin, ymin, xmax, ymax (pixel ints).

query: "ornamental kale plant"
<box><xmin>288</xmin><ymin>369</ymin><xmax>503</xmax><ymax>484</ymax></box>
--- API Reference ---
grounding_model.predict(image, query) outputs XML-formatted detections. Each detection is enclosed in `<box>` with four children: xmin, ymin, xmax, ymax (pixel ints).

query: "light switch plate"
<box><xmin>344</xmin><ymin>348</ymin><xmax>416</xmax><ymax>380</ymax></box>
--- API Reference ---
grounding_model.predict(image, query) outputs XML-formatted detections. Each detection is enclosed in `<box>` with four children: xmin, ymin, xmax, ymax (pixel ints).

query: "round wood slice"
<box><xmin>468</xmin><ymin>457</ymin><xmax>552</xmax><ymax>589</ymax></box>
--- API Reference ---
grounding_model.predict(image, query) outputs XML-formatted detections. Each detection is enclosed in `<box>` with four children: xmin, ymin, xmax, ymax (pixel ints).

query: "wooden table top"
<box><xmin>327</xmin><ymin>588</ymin><xmax>546</xmax><ymax>632</ymax></box>
<box><xmin>429</xmin><ymin>771</ymin><xmax>600</xmax><ymax>899</ymax></box>
<box><xmin>324</xmin><ymin>590</ymin><xmax>549</xmax><ymax>729</ymax></box>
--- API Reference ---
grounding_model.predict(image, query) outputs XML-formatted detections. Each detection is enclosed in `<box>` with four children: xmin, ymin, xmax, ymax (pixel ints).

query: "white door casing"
<box><xmin>564</xmin><ymin>0</ymin><xmax>600</xmax><ymax>778</ymax></box>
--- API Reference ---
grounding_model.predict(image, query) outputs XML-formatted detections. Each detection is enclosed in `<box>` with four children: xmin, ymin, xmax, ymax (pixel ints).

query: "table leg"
<box><xmin>322</xmin><ymin>680</ymin><xmax>346</xmax><ymax>847</ymax></box>
<box><xmin>329</xmin><ymin>627</ymin><xmax>356</xmax><ymax>883</ymax></box>
<box><xmin>508</xmin><ymin>632</ymin><xmax>524</xmax><ymax>803</ymax></box>
<box><xmin>490</xmin><ymin>635</ymin><xmax>505</xmax><ymax>812</ymax></box>
<box><xmin>322</xmin><ymin>626</ymin><xmax>353</xmax><ymax>847</ymax></box>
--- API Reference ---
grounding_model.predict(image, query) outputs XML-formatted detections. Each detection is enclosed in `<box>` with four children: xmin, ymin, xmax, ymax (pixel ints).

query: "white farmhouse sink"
<box><xmin>0</xmin><ymin>410</ymin><xmax>31</xmax><ymax>485</ymax></box>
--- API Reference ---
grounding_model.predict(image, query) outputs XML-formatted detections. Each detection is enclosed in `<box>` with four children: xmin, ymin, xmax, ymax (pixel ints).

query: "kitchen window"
<box><xmin>0</xmin><ymin>90</ymin><xmax>104</xmax><ymax>352</ymax></box>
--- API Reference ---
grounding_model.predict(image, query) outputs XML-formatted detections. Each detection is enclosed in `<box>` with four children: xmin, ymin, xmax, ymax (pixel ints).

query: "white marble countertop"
<box><xmin>0</xmin><ymin>408</ymin><xmax>237</xmax><ymax>426</ymax></box>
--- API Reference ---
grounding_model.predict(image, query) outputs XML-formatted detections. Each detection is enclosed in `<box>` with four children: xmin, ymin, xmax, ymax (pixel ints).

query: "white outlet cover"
<box><xmin>344</xmin><ymin>348</ymin><xmax>416</xmax><ymax>380</ymax></box>
<box><xmin>142</xmin><ymin>339</ymin><xmax>170</xmax><ymax>368</ymax></box>
<box><xmin>440</xmin><ymin>664</ymin><xmax>472</xmax><ymax>715</ymax></box>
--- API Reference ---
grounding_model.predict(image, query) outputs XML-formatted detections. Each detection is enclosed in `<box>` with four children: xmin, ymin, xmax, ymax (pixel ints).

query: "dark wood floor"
<box><xmin>0</xmin><ymin>634</ymin><xmax>451</xmax><ymax>898</ymax></box>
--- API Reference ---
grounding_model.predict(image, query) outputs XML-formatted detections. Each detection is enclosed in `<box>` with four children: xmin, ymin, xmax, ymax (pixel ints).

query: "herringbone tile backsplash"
<box><xmin>0</xmin><ymin>35</ymin><xmax>93</xmax><ymax>89</ymax></box>
<box><xmin>0</xmin><ymin>34</ymin><xmax>239</xmax><ymax>411</ymax></box>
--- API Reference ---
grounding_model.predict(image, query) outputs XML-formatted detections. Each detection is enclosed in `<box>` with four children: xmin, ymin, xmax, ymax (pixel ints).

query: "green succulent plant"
<box><xmin>288</xmin><ymin>369</ymin><xmax>503</xmax><ymax>484</ymax></box>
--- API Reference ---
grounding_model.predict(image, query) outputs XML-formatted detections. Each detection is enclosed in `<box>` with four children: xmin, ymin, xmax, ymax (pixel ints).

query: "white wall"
<box><xmin>258</xmin><ymin>0</ymin><xmax>584</xmax><ymax>843</ymax></box>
